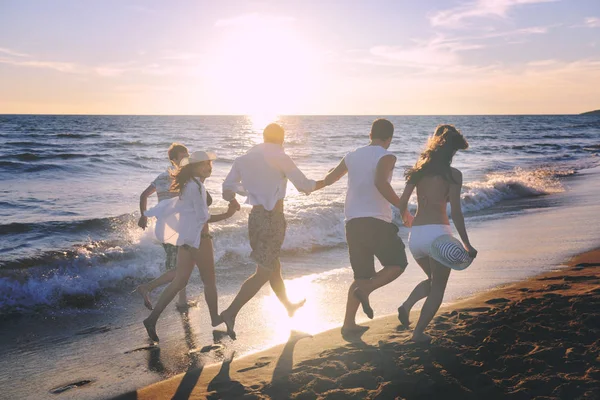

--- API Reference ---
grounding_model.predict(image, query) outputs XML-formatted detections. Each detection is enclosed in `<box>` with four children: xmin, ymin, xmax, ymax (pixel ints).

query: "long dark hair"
<box><xmin>405</xmin><ymin>124</ymin><xmax>469</xmax><ymax>184</ymax></box>
<box><xmin>170</xmin><ymin>164</ymin><xmax>196</xmax><ymax>195</ymax></box>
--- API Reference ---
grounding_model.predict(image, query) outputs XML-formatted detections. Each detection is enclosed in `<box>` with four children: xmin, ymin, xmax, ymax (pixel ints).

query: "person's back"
<box><xmin>345</xmin><ymin>145</ymin><xmax>394</xmax><ymax>223</ymax></box>
<box><xmin>220</xmin><ymin>123</ymin><xmax>318</xmax><ymax>340</ymax></box>
<box><xmin>318</xmin><ymin>118</ymin><xmax>408</xmax><ymax>334</ymax></box>
<box><xmin>397</xmin><ymin>124</ymin><xmax>477</xmax><ymax>343</ymax></box>
<box><xmin>153</xmin><ymin>171</ymin><xmax>178</xmax><ymax>202</ymax></box>
<box><xmin>412</xmin><ymin>174</ymin><xmax>452</xmax><ymax>226</ymax></box>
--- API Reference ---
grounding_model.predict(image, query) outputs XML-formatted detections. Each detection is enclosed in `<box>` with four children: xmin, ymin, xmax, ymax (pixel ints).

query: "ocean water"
<box><xmin>1</xmin><ymin>114</ymin><xmax>599</xmax><ymax>316</ymax></box>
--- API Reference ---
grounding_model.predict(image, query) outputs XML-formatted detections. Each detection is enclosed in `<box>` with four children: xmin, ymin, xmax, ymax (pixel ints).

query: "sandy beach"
<box><xmin>113</xmin><ymin>248</ymin><xmax>600</xmax><ymax>399</ymax></box>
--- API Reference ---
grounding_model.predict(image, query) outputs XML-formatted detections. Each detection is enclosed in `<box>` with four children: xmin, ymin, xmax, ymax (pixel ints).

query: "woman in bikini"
<box><xmin>397</xmin><ymin>125</ymin><xmax>477</xmax><ymax>343</ymax></box>
<box><xmin>143</xmin><ymin>151</ymin><xmax>239</xmax><ymax>342</ymax></box>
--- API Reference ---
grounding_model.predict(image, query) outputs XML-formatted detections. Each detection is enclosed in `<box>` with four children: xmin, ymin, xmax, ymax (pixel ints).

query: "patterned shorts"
<box><xmin>162</xmin><ymin>243</ymin><xmax>179</xmax><ymax>270</ymax></box>
<box><xmin>248</xmin><ymin>206</ymin><xmax>286</xmax><ymax>270</ymax></box>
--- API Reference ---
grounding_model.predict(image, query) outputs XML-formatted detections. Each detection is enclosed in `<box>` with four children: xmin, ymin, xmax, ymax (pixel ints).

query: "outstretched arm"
<box><xmin>314</xmin><ymin>157</ymin><xmax>348</xmax><ymax>191</ymax></box>
<box><xmin>208</xmin><ymin>199</ymin><xmax>240</xmax><ymax>223</ymax></box>
<box><xmin>222</xmin><ymin>161</ymin><xmax>247</xmax><ymax>201</ymax></box>
<box><xmin>449</xmin><ymin>169</ymin><xmax>477</xmax><ymax>257</ymax></box>
<box><xmin>138</xmin><ymin>184</ymin><xmax>156</xmax><ymax>229</ymax></box>
<box><xmin>375</xmin><ymin>154</ymin><xmax>401</xmax><ymax>208</ymax></box>
<box><xmin>279</xmin><ymin>154</ymin><xmax>317</xmax><ymax>194</ymax></box>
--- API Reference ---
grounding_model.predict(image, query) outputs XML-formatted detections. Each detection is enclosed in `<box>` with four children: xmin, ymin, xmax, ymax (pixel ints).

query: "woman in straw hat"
<box><xmin>397</xmin><ymin>125</ymin><xmax>477</xmax><ymax>343</ymax></box>
<box><xmin>143</xmin><ymin>151</ymin><xmax>240</xmax><ymax>342</ymax></box>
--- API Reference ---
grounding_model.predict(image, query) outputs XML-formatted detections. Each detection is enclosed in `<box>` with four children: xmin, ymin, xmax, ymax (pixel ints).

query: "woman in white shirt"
<box><xmin>143</xmin><ymin>151</ymin><xmax>239</xmax><ymax>342</ymax></box>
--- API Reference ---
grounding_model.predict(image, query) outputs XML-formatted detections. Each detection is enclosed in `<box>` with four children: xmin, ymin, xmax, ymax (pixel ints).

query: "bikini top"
<box><xmin>191</xmin><ymin>177</ymin><xmax>212</xmax><ymax>207</ymax></box>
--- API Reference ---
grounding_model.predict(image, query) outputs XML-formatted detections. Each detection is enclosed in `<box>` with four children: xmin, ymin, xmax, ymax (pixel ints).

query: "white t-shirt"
<box><xmin>151</xmin><ymin>170</ymin><xmax>178</xmax><ymax>202</ymax></box>
<box><xmin>222</xmin><ymin>143</ymin><xmax>316</xmax><ymax>211</ymax></box>
<box><xmin>344</xmin><ymin>145</ymin><xmax>395</xmax><ymax>223</ymax></box>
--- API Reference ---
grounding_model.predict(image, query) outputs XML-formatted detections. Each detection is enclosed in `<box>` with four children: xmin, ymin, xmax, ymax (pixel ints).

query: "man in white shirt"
<box><xmin>318</xmin><ymin>119</ymin><xmax>410</xmax><ymax>336</ymax></box>
<box><xmin>220</xmin><ymin>123</ymin><xmax>324</xmax><ymax>339</ymax></box>
<box><xmin>136</xmin><ymin>143</ymin><xmax>190</xmax><ymax>310</ymax></box>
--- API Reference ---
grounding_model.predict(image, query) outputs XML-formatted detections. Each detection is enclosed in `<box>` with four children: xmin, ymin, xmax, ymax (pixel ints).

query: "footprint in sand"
<box><xmin>190</xmin><ymin>344</ymin><xmax>225</xmax><ymax>353</ymax></box>
<box><xmin>237</xmin><ymin>360</ymin><xmax>272</xmax><ymax>372</ymax></box>
<box><xmin>486</xmin><ymin>298</ymin><xmax>510</xmax><ymax>305</ymax></box>
<box><xmin>564</xmin><ymin>275</ymin><xmax>599</xmax><ymax>282</ymax></box>
<box><xmin>49</xmin><ymin>380</ymin><xmax>93</xmax><ymax>394</ymax></box>
<box><xmin>124</xmin><ymin>344</ymin><xmax>158</xmax><ymax>354</ymax></box>
<box><xmin>574</xmin><ymin>263</ymin><xmax>600</xmax><ymax>268</ymax></box>
<box><xmin>461</xmin><ymin>307</ymin><xmax>492</xmax><ymax>313</ymax></box>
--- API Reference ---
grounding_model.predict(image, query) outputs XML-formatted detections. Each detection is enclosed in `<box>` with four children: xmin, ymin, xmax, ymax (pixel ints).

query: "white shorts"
<box><xmin>408</xmin><ymin>224</ymin><xmax>454</xmax><ymax>260</ymax></box>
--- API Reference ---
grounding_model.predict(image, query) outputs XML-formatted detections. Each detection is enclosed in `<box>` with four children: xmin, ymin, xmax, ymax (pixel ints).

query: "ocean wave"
<box><xmin>460</xmin><ymin>167</ymin><xmax>569</xmax><ymax>212</ymax></box>
<box><xmin>0</xmin><ymin>152</ymin><xmax>96</xmax><ymax>162</ymax></box>
<box><xmin>0</xmin><ymin>214</ymin><xmax>134</xmax><ymax>239</ymax></box>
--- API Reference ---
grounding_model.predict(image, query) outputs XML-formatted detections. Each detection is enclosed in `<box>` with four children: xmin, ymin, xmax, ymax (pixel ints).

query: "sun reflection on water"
<box><xmin>261</xmin><ymin>274</ymin><xmax>335</xmax><ymax>345</ymax></box>
<box><xmin>243</xmin><ymin>113</ymin><xmax>278</xmax><ymax>145</ymax></box>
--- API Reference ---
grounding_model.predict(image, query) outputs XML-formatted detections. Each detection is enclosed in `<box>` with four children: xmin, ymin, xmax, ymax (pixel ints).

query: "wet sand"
<box><xmin>115</xmin><ymin>249</ymin><xmax>600</xmax><ymax>399</ymax></box>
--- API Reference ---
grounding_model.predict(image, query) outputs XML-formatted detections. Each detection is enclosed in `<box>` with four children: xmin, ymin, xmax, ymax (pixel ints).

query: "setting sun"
<box><xmin>206</xmin><ymin>15</ymin><xmax>320</xmax><ymax>115</ymax></box>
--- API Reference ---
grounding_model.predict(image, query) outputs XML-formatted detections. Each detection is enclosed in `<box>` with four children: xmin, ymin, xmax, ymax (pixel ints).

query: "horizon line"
<box><xmin>0</xmin><ymin>112</ymin><xmax>593</xmax><ymax>117</ymax></box>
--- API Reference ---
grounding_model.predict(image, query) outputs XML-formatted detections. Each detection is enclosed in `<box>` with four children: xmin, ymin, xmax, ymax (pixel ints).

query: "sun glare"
<box><xmin>262</xmin><ymin>274</ymin><xmax>334</xmax><ymax>345</ymax></box>
<box><xmin>208</xmin><ymin>20</ymin><xmax>319</xmax><ymax>115</ymax></box>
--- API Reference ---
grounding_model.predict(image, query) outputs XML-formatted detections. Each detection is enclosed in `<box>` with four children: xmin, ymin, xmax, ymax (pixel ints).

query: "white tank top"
<box><xmin>344</xmin><ymin>145</ymin><xmax>394</xmax><ymax>223</ymax></box>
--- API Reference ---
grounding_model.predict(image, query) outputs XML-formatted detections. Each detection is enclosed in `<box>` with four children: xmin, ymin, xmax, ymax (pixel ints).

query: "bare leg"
<box><xmin>176</xmin><ymin>287</ymin><xmax>188</xmax><ymax>308</ymax></box>
<box><xmin>342</xmin><ymin>266</ymin><xmax>403</xmax><ymax>330</ymax></box>
<box><xmin>190</xmin><ymin>237</ymin><xmax>221</xmax><ymax>327</ymax></box>
<box><xmin>135</xmin><ymin>269</ymin><xmax>177</xmax><ymax>310</ymax></box>
<box><xmin>269</xmin><ymin>259</ymin><xmax>305</xmax><ymax>317</ymax></box>
<box><xmin>398</xmin><ymin>257</ymin><xmax>431</xmax><ymax>328</ymax></box>
<box><xmin>220</xmin><ymin>265</ymin><xmax>271</xmax><ymax>339</ymax></box>
<box><xmin>143</xmin><ymin>247</ymin><xmax>195</xmax><ymax>342</ymax></box>
<box><xmin>413</xmin><ymin>258</ymin><xmax>451</xmax><ymax>342</ymax></box>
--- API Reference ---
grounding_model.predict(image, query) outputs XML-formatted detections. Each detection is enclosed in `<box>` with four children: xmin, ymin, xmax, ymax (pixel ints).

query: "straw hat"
<box><xmin>180</xmin><ymin>151</ymin><xmax>217</xmax><ymax>167</ymax></box>
<box><xmin>430</xmin><ymin>235</ymin><xmax>474</xmax><ymax>270</ymax></box>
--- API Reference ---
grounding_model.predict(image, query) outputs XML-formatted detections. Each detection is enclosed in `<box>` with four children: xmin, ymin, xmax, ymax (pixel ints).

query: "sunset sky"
<box><xmin>1</xmin><ymin>0</ymin><xmax>599</xmax><ymax>115</ymax></box>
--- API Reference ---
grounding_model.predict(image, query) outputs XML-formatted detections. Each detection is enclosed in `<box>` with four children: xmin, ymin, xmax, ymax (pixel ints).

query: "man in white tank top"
<box><xmin>318</xmin><ymin>119</ymin><xmax>409</xmax><ymax>335</ymax></box>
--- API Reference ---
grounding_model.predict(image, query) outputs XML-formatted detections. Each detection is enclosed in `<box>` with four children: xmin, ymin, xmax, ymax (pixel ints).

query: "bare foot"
<box><xmin>220</xmin><ymin>310</ymin><xmax>236</xmax><ymax>340</ymax></box>
<box><xmin>397</xmin><ymin>304</ymin><xmax>410</xmax><ymax>328</ymax></box>
<box><xmin>353</xmin><ymin>288</ymin><xmax>373</xmax><ymax>319</ymax></box>
<box><xmin>286</xmin><ymin>299</ymin><xmax>306</xmax><ymax>317</ymax></box>
<box><xmin>211</xmin><ymin>315</ymin><xmax>223</xmax><ymax>327</ymax></box>
<box><xmin>411</xmin><ymin>331</ymin><xmax>432</xmax><ymax>343</ymax></box>
<box><xmin>135</xmin><ymin>285</ymin><xmax>153</xmax><ymax>311</ymax></box>
<box><xmin>341</xmin><ymin>324</ymin><xmax>370</xmax><ymax>336</ymax></box>
<box><xmin>143</xmin><ymin>319</ymin><xmax>159</xmax><ymax>342</ymax></box>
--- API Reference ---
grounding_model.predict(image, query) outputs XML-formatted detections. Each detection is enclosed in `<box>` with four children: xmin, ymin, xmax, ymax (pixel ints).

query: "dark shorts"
<box><xmin>162</xmin><ymin>243</ymin><xmax>179</xmax><ymax>270</ymax></box>
<box><xmin>346</xmin><ymin>217</ymin><xmax>408</xmax><ymax>279</ymax></box>
<box><xmin>248</xmin><ymin>206</ymin><xmax>286</xmax><ymax>270</ymax></box>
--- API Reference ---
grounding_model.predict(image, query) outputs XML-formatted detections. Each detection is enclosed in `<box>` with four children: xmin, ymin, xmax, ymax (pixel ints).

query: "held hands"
<box><xmin>402</xmin><ymin>212</ymin><xmax>414</xmax><ymax>228</ymax></box>
<box><xmin>226</xmin><ymin>199</ymin><xmax>241</xmax><ymax>216</ymax></box>
<box><xmin>138</xmin><ymin>215</ymin><xmax>148</xmax><ymax>230</ymax></box>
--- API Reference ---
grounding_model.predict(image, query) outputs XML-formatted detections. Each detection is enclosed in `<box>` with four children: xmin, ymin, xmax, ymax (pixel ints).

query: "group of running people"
<box><xmin>136</xmin><ymin>119</ymin><xmax>477</xmax><ymax>344</ymax></box>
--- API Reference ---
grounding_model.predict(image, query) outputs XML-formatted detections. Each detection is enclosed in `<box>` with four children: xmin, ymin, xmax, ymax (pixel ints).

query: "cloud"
<box><xmin>0</xmin><ymin>47</ymin><xmax>30</xmax><ymax>57</ymax></box>
<box><xmin>430</xmin><ymin>0</ymin><xmax>557</xmax><ymax>28</ymax></box>
<box><xmin>215</xmin><ymin>13</ymin><xmax>294</xmax><ymax>28</ymax></box>
<box><xmin>0</xmin><ymin>57</ymin><xmax>81</xmax><ymax>73</ymax></box>
<box><xmin>353</xmin><ymin>25</ymin><xmax>551</xmax><ymax>71</ymax></box>
<box><xmin>585</xmin><ymin>17</ymin><xmax>600</xmax><ymax>28</ymax></box>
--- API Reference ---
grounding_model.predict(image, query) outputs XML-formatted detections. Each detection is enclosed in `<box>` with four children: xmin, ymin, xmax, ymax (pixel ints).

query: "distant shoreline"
<box><xmin>580</xmin><ymin>109</ymin><xmax>600</xmax><ymax>116</ymax></box>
